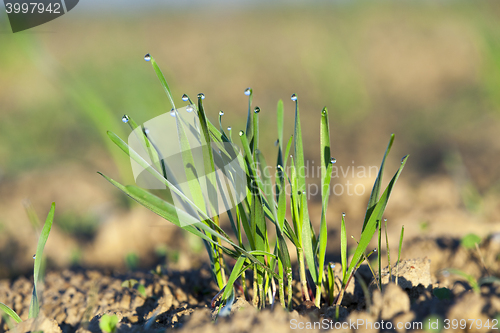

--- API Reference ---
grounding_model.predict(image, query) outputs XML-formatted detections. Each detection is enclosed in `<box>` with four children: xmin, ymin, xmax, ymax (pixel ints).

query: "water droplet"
<box><xmin>330</xmin><ymin>157</ymin><xmax>337</xmax><ymax>164</ymax></box>
<box><xmin>219</xmin><ymin>110</ymin><xmax>224</xmax><ymax>116</ymax></box>
<box><xmin>291</xmin><ymin>93</ymin><xmax>297</xmax><ymax>101</ymax></box>
<box><xmin>254</xmin><ymin>106</ymin><xmax>260</xmax><ymax>113</ymax></box>
<box><xmin>302</xmin><ymin>191</ymin><xmax>306</xmax><ymax>195</ymax></box>
<box><xmin>227</xmin><ymin>126</ymin><xmax>232</xmax><ymax>131</ymax></box>
<box><xmin>33</xmin><ymin>254</ymin><xmax>36</xmax><ymax>259</ymax></box>
<box><xmin>143</xmin><ymin>127</ymin><xmax>150</xmax><ymax>134</ymax></box>
<box><xmin>329</xmin><ymin>263</ymin><xmax>336</xmax><ymax>269</ymax></box>
<box><xmin>373</xmin><ymin>248</ymin><xmax>378</xmax><ymax>252</ymax></box>
<box><xmin>181</xmin><ymin>94</ymin><xmax>189</xmax><ymax>102</ymax></box>
<box><xmin>274</xmin><ymin>139</ymin><xmax>279</xmax><ymax>146</ymax></box>
<box><xmin>322</xmin><ymin>108</ymin><xmax>327</xmax><ymax>116</ymax></box>
<box><xmin>401</xmin><ymin>155</ymin><xmax>408</xmax><ymax>163</ymax></box>
<box><xmin>384</xmin><ymin>218</ymin><xmax>387</xmax><ymax>222</ymax></box>
<box><xmin>122</xmin><ymin>115</ymin><xmax>129</xmax><ymax>123</ymax></box>
<box><xmin>244</xmin><ymin>87</ymin><xmax>251</xmax><ymax>96</ymax></box>
<box><xmin>197</xmin><ymin>93</ymin><xmax>205</xmax><ymax>100</ymax></box>
<box><xmin>342</xmin><ymin>212</ymin><xmax>346</xmax><ymax>217</ymax></box>
<box><xmin>186</xmin><ymin>105</ymin><xmax>194</xmax><ymax>113</ymax></box>
<box><xmin>239</xmin><ymin>130</ymin><xmax>244</xmax><ymax>136</ymax></box>
<box><xmin>170</xmin><ymin>108</ymin><xmax>176</xmax><ymax>117</ymax></box>
<box><xmin>144</xmin><ymin>53</ymin><xmax>151</xmax><ymax>62</ymax></box>
<box><xmin>289</xmin><ymin>154</ymin><xmax>293</xmax><ymax>159</ymax></box>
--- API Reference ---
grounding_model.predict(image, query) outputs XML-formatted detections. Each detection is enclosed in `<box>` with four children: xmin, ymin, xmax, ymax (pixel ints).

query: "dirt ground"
<box><xmin>1</xmin><ymin>167</ymin><xmax>500</xmax><ymax>332</ymax></box>
<box><xmin>1</xmin><ymin>238</ymin><xmax>499</xmax><ymax>333</ymax></box>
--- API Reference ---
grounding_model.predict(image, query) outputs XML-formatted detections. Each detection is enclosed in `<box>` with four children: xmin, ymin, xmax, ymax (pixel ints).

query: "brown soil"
<box><xmin>1</xmin><ymin>235</ymin><xmax>499</xmax><ymax>333</ymax></box>
<box><xmin>1</xmin><ymin>167</ymin><xmax>500</xmax><ymax>333</ymax></box>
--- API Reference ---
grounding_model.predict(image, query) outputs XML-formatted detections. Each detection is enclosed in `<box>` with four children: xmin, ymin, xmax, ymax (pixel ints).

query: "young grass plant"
<box><xmin>396</xmin><ymin>225</ymin><xmax>405</xmax><ymax>286</ymax></box>
<box><xmin>0</xmin><ymin>203</ymin><xmax>55</xmax><ymax>324</ymax></box>
<box><xmin>335</xmin><ymin>136</ymin><xmax>408</xmax><ymax>307</ymax></box>
<box><xmin>101</xmin><ymin>54</ymin><xmax>408</xmax><ymax>311</ymax></box>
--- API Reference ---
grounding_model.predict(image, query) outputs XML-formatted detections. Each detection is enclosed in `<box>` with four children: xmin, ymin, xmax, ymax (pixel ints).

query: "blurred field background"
<box><xmin>1</xmin><ymin>0</ymin><xmax>500</xmax><ymax>279</ymax></box>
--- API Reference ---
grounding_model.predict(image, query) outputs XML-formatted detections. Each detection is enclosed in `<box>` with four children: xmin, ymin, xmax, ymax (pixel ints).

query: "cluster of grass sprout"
<box><xmin>0</xmin><ymin>203</ymin><xmax>55</xmax><ymax>326</ymax></box>
<box><xmin>100</xmin><ymin>54</ymin><xmax>408</xmax><ymax>312</ymax></box>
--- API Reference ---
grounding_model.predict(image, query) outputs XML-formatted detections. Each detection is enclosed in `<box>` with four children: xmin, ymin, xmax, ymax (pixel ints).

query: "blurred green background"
<box><xmin>1</xmin><ymin>0</ymin><xmax>500</xmax><ymax>278</ymax></box>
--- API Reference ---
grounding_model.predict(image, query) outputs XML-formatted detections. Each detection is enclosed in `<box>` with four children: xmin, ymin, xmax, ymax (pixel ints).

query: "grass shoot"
<box><xmin>0</xmin><ymin>203</ymin><xmax>55</xmax><ymax>324</ymax></box>
<box><xmin>101</xmin><ymin>54</ymin><xmax>408</xmax><ymax>312</ymax></box>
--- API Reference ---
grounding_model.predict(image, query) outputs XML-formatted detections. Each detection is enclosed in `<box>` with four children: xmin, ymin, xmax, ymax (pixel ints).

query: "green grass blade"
<box><xmin>276</xmin><ymin>169</ymin><xmax>287</xmax><ymax>232</ymax></box>
<box><xmin>276</xmin><ymin>233</ymin><xmax>292</xmax><ymax>275</ymax></box>
<box><xmin>384</xmin><ymin>219</ymin><xmax>392</xmax><ymax>283</ymax></box>
<box><xmin>377</xmin><ymin>218</ymin><xmax>382</xmax><ymax>290</ymax></box>
<box><xmin>245</xmin><ymin>88</ymin><xmax>254</xmax><ymax>143</ymax></box>
<box><xmin>316</xmin><ymin>107</ymin><xmax>332</xmax><ymax>293</ymax></box>
<box><xmin>283</xmin><ymin>135</ymin><xmax>293</xmax><ymax>170</ymax></box>
<box><xmin>123</xmin><ymin>115</ymin><xmax>164</xmax><ymax>178</ymax></box>
<box><xmin>29</xmin><ymin>202</ymin><xmax>55</xmax><ymax>319</ymax></box>
<box><xmin>221</xmin><ymin>256</ymin><xmax>248</xmax><ymax>302</ymax></box>
<box><xmin>343</xmin><ymin>155</ymin><xmax>409</xmax><ymax>286</ymax></box>
<box><xmin>149</xmin><ymin>55</ymin><xmax>176</xmax><ymax>110</ymax></box>
<box><xmin>397</xmin><ymin>225</ymin><xmax>404</xmax><ymax>265</ymax></box>
<box><xmin>275</xmin><ymin>97</ymin><xmax>286</xmax><ymax>219</ymax></box>
<box><xmin>301</xmin><ymin>193</ymin><xmax>317</xmax><ymax>283</ymax></box>
<box><xmin>340</xmin><ymin>213</ymin><xmax>347</xmax><ymax>282</ymax></box>
<box><xmin>141</xmin><ymin>127</ymin><xmax>165</xmax><ymax>177</ymax></box>
<box><xmin>0</xmin><ymin>302</ymin><xmax>22</xmax><ymax>324</ymax></box>
<box><xmin>362</xmin><ymin>134</ymin><xmax>395</xmax><ymax>231</ymax></box>
<box><xmin>292</xmin><ymin>97</ymin><xmax>317</xmax><ymax>283</ymax></box>
<box><xmin>320</xmin><ymin>107</ymin><xmax>331</xmax><ymax>182</ymax></box>
<box><xmin>396</xmin><ymin>225</ymin><xmax>404</xmax><ymax>286</ymax></box>
<box><xmin>445</xmin><ymin>268</ymin><xmax>480</xmax><ymax>293</ymax></box>
<box><xmin>251</xmin><ymin>193</ymin><xmax>268</xmax><ymax>257</ymax></box>
<box><xmin>327</xmin><ymin>263</ymin><xmax>335</xmax><ymax>306</ymax></box>
<box><xmin>289</xmin><ymin>156</ymin><xmax>301</xmax><ymax>242</ymax></box>
<box><xmin>277</xmin><ymin>100</ymin><xmax>284</xmax><ymax>151</ymax></box>
<box><xmin>253</xmin><ymin>109</ymin><xmax>259</xmax><ymax>153</ymax></box>
<box><xmin>256</xmin><ymin>150</ymin><xmax>276</xmax><ymax>220</ymax></box>
<box><xmin>251</xmin><ymin>193</ymin><xmax>267</xmax><ymax>306</ymax></box>
<box><xmin>248</xmin><ymin>250</ymin><xmax>277</xmax><ymax>258</ymax></box>
<box><xmin>293</xmin><ymin>97</ymin><xmax>307</xmax><ymax>202</ymax></box>
<box><xmin>174</xmin><ymin>110</ymin><xmax>208</xmax><ymax>216</ymax></box>
<box><xmin>276</xmin><ymin>167</ymin><xmax>299</xmax><ymax>246</ymax></box>
<box><xmin>197</xmin><ymin>97</ymin><xmax>220</xmax><ymax>221</ymax></box>
<box><xmin>283</xmin><ymin>219</ymin><xmax>299</xmax><ymax>246</ymax></box>
<box><xmin>237</xmin><ymin>202</ymin><xmax>255</xmax><ymax>250</ymax></box>
<box><xmin>239</xmin><ymin>132</ymin><xmax>274</xmax><ymax>224</ymax></box>
<box><xmin>479</xmin><ymin>276</ymin><xmax>500</xmax><ymax>286</ymax></box>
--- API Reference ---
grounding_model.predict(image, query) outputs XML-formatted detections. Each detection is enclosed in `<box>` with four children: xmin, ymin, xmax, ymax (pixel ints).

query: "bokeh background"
<box><xmin>1</xmin><ymin>0</ymin><xmax>500</xmax><ymax>279</ymax></box>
